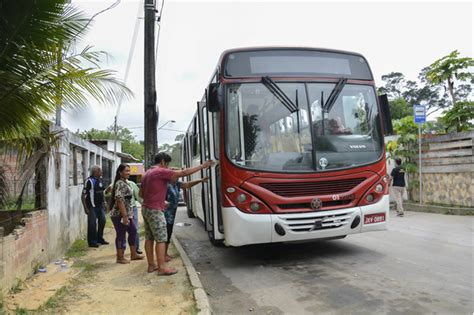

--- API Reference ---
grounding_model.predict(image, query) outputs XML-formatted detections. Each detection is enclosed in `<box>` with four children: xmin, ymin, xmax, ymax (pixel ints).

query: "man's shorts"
<box><xmin>142</xmin><ymin>207</ymin><xmax>167</xmax><ymax>242</ymax></box>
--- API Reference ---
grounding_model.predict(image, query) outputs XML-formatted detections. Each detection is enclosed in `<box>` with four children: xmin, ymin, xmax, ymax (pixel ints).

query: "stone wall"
<box><xmin>0</xmin><ymin>211</ymin><xmax>48</xmax><ymax>294</ymax></box>
<box><xmin>415</xmin><ymin>131</ymin><xmax>474</xmax><ymax>207</ymax></box>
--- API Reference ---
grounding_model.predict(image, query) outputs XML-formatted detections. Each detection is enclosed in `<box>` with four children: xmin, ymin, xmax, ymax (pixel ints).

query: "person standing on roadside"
<box><xmin>109</xmin><ymin>164</ymin><xmax>144</xmax><ymax>264</ymax></box>
<box><xmin>81</xmin><ymin>165</ymin><xmax>109</xmax><ymax>248</ymax></box>
<box><xmin>164</xmin><ymin>177</ymin><xmax>208</xmax><ymax>262</ymax></box>
<box><xmin>390</xmin><ymin>157</ymin><xmax>406</xmax><ymax>217</ymax></box>
<box><xmin>140</xmin><ymin>152</ymin><xmax>214</xmax><ymax>275</ymax></box>
<box><xmin>128</xmin><ymin>179</ymin><xmax>143</xmax><ymax>254</ymax></box>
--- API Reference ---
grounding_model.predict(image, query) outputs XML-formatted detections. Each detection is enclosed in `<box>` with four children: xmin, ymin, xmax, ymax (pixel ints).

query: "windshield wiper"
<box><xmin>261</xmin><ymin>76</ymin><xmax>298</xmax><ymax>113</ymax></box>
<box><xmin>323</xmin><ymin>78</ymin><xmax>347</xmax><ymax>113</ymax></box>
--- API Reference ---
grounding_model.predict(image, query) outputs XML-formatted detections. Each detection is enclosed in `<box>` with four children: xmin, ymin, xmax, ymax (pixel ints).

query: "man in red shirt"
<box><xmin>140</xmin><ymin>152</ymin><xmax>214</xmax><ymax>275</ymax></box>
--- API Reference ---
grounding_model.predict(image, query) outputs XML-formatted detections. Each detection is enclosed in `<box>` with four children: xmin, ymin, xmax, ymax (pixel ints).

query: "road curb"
<box><xmin>172</xmin><ymin>235</ymin><xmax>212</xmax><ymax>315</ymax></box>
<box><xmin>403</xmin><ymin>202</ymin><xmax>474</xmax><ymax>216</ymax></box>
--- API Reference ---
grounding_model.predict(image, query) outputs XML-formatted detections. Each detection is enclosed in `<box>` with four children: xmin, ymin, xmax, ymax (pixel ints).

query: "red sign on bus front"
<box><xmin>364</xmin><ymin>213</ymin><xmax>386</xmax><ymax>224</ymax></box>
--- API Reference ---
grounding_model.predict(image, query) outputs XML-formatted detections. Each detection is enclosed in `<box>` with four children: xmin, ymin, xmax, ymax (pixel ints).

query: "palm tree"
<box><xmin>0</xmin><ymin>0</ymin><xmax>132</xmax><ymax>140</ymax></box>
<box><xmin>0</xmin><ymin>0</ymin><xmax>132</xmax><ymax>209</ymax></box>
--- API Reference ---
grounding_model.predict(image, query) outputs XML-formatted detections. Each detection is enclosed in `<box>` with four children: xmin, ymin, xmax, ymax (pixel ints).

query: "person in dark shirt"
<box><xmin>390</xmin><ymin>158</ymin><xmax>406</xmax><ymax>217</ymax></box>
<box><xmin>164</xmin><ymin>176</ymin><xmax>207</xmax><ymax>261</ymax></box>
<box><xmin>81</xmin><ymin>165</ymin><xmax>109</xmax><ymax>247</ymax></box>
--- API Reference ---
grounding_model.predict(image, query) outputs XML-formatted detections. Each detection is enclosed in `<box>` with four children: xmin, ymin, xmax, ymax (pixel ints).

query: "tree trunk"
<box><xmin>447</xmin><ymin>77</ymin><xmax>456</xmax><ymax>105</ymax></box>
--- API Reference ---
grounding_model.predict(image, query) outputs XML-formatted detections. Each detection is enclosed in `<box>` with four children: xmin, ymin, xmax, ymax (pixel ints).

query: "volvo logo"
<box><xmin>310</xmin><ymin>198</ymin><xmax>323</xmax><ymax>210</ymax></box>
<box><xmin>319</xmin><ymin>157</ymin><xmax>328</xmax><ymax>169</ymax></box>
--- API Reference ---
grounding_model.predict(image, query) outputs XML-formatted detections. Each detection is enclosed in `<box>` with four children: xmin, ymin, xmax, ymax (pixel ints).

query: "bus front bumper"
<box><xmin>222</xmin><ymin>195</ymin><xmax>389</xmax><ymax>247</ymax></box>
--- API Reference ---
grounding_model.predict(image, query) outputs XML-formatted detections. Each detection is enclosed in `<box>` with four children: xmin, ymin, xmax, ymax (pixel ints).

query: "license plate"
<box><xmin>364</xmin><ymin>213</ymin><xmax>386</xmax><ymax>224</ymax></box>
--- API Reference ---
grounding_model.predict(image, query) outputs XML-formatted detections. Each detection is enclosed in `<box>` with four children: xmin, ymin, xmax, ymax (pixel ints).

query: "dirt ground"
<box><xmin>5</xmin><ymin>227</ymin><xmax>196</xmax><ymax>314</ymax></box>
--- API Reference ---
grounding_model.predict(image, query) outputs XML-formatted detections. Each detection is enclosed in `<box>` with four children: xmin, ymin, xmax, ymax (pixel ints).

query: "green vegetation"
<box><xmin>65</xmin><ymin>239</ymin><xmax>88</xmax><ymax>259</ymax></box>
<box><xmin>158</xmin><ymin>134</ymin><xmax>184</xmax><ymax>168</ymax></box>
<box><xmin>9</xmin><ymin>279</ymin><xmax>24</xmax><ymax>294</ymax></box>
<box><xmin>37</xmin><ymin>286</ymin><xmax>70</xmax><ymax>313</ymax></box>
<box><xmin>72</xmin><ymin>260</ymin><xmax>97</xmax><ymax>272</ymax></box>
<box><xmin>0</xmin><ymin>0</ymin><xmax>132</xmax><ymax>210</ymax></box>
<box><xmin>78</xmin><ymin>125</ymin><xmax>144</xmax><ymax>160</ymax></box>
<box><xmin>0</xmin><ymin>0</ymin><xmax>131</xmax><ymax>140</ymax></box>
<box><xmin>14</xmin><ymin>307</ymin><xmax>28</xmax><ymax>315</ymax></box>
<box><xmin>438</xmin><ymin>101</ymin><xmax>474</xmax><ymax>133</ymax></box>
<box><xmin>378</xmin><ymin>51</ymin><xmax>473</xmax><ymax>129</ymax></box>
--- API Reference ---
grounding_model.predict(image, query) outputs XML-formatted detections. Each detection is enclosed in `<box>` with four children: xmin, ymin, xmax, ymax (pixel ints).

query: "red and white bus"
<box><xmin>182</xmin><ymin>47</ymin><xmax>392</xmax><ymax>246</ymax></box>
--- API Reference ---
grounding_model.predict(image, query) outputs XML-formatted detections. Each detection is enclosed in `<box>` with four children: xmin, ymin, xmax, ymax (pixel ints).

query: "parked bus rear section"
<box><xmin>181</xmin><ymin>47</ymin><xmax>393</xmax><ymax>247</ymax></box>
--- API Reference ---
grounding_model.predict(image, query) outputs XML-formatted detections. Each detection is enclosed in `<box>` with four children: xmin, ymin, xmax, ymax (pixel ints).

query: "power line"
<box><xmin>113</xmin><ymin>0</ymin><xmax>143</xmax><ymax>156</ymax></box>
<box><xmin>154</xmin><ymin>0</ymin><xmax>165</xmax><ymax>65</ymax></box>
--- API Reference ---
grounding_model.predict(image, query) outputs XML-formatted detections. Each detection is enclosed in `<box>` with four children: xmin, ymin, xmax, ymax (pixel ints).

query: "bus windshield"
<box><xmin>225</xmin><ymin>82</ymin><xmax>383</xmax><ymax>172</ymax></box>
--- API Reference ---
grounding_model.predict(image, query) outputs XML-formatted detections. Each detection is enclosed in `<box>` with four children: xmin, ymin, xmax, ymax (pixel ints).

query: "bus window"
<box><xmin>212</xmin><ymin>112</ymin><xmax>220</xmax><ymax>159</ymax></box>
<box><xmin>192</xmin><ymin>117</ymin><xmax>200</xmax><ymax>158</ymax></box>
<box><xmin>226</xmin><ymin>82</ymin><xmax>312</xmax><ymax>171</ymax></box>
<box><xmin>202</xmin><ymin>106</ymin><xmax>209</xmax><ymax>160</ymax></box>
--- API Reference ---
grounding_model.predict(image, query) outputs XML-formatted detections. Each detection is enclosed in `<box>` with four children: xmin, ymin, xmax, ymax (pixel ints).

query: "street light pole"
<box><xmin>158</xmin><ymin>120</ymin><xmax>176</xmax><ymax>130</ymax></box>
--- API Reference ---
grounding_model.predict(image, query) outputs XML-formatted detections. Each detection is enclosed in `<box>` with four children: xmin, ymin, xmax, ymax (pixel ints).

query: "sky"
<box><xmin>64</xmin><ymin>0</ymin><xmax>473</xmax><ymax>144</ymax></box>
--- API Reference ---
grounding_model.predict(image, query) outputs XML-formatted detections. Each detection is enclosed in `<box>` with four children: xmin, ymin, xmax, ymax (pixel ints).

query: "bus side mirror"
<box><xmin>207</xmin><ymin>83</ymin><xmax>223</xmax><ymax>112</ymax></box>
<box><xmin>378</xmin><ymin>94</ymin><xmax>393</xmax><ymax>135</ymax></box>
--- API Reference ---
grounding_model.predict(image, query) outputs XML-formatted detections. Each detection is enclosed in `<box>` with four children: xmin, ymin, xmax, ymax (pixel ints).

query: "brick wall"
<box><xmin>0</xmin><ymin>210</ymin><xmax>48</xmax><ymax>294</ymax></box>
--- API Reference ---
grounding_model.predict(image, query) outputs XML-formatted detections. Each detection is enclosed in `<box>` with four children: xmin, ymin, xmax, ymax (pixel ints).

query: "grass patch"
<box><xmin>138</xmin><ymin>225</ymin><xmax>145</xmax><ymax>238</ymax></box>
<box><xmin>9</xmin><ymin>279</ymin><xmax>24</xmax><ymax>294</ymax></box>
<box><xmin>37</xmin><ymin>286</ymin><xmax>69</xmax><ymax>313</ymax></box>
<box><xmin>65</xmin><ymin>239</ymin><xmax>88</xmax><ymax>259</ymax></box>
<box><xmin>72</xmin><ymin>260</ymin><xmax>97</xmax><ymax>272</ymax></box>
<box><xmin>2</xmin><ymin>197</ymin><xmax>35</xmax><ymax>211</ymax></box>
<box><xmin>14</xmin><ymin>307</ymin><xmax>29</xmax><ymax>315</ymax></box>
<box><xmin>105</xmin><ymin>215</ymin><xmax>114</xmax><ymax>229</ymax></box>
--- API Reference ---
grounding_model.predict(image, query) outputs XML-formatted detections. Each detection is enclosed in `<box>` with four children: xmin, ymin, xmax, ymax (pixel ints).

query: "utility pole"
<box><xmin>144</xmin><ymin>0</ymin><xmax>158</xmax><ymax>169</ymax></box>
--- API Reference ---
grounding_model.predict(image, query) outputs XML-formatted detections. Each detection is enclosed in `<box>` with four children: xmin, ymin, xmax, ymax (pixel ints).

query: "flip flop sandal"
<box><xmin>147</xmin><ymin>266</ymin><xmax>158</xmax><ymax>273</ymax></box>
<box><xmin>157</xmin><ymin>268</ymin><xmax>178</xmax><ymax>276</ymax></box>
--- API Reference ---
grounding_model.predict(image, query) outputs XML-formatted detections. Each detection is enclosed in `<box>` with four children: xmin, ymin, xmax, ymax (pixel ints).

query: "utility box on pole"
<box><xmin>144</xmin><ymin>0</ymin><xmax>158</xmax><ymax>169</ymax></box>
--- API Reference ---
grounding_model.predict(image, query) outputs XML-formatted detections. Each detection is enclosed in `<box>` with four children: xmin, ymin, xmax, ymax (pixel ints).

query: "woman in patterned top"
<box><xmin>109</xmin><ymin>164</ymin><xmax>144</xmax><ymax>264</ymax></box>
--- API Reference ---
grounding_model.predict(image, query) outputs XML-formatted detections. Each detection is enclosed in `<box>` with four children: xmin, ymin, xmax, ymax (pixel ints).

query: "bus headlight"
<box><xmin>226</xmin><ymin>187</ymin><xmax>236</xmax><ymax>193</ymax></box>
<box><xmin>237</xmin><ymin>194</ymin><xmax>247</xmax><ymax>203</ymax></box>
<box><xmin>375</xmin><ymin>184</ymin><xmax>383</xmax><ymax>193</ymax></box>
<box><xmin>250</xmin><ymin>202</ymin><xmax>260</xmax><ymax>212</ymax></box>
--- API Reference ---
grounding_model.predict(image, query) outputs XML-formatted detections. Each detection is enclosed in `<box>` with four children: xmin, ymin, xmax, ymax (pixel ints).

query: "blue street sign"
<box><xmin>413</xmin><ymin>104</ymin><xmax>426</xmax><ymax>123</ymax></box>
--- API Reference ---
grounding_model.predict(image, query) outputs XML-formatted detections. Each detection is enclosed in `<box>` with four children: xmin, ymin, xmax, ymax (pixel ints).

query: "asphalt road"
<box><xmin>174</xmin><ymin>208</ymin><xmax>473</xmax><ymax>315</ymax></box>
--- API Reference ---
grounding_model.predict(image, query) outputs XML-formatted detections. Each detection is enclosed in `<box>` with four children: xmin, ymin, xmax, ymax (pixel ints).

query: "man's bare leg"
<box><xmin>157</xmin><ymin>242</ymin><xmax>177</xmax><ymax>275</ymax></box>
<box><xmin>145</xmin><ymin>240</ymin><xmax>156</xmax><ymax>272</ymax></box>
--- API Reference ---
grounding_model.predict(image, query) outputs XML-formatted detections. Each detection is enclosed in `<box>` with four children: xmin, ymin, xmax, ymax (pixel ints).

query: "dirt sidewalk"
<box><xmin>4</xmin><ymin>227</ymin><xmax>196</xmax><ymax>314</ymax></box>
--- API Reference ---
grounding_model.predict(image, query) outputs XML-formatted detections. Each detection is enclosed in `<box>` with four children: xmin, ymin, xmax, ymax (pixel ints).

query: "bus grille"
<box><xmin>278</xmin><ymin>199</ymin><xmax>352</xmax><ymax>210</ymax></box>
<box><xmin>278</xmin><ymin>210</ymin><xmax>355</xmax><ymax>232</ymax></box>
<box><xmin>260</xmin><ymin>178</ymin><xmax>365</xmax><ymax>197</ymax></box>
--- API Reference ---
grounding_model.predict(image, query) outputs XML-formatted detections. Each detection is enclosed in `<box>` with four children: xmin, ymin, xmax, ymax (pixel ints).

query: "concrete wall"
<box><xmin>0</xmin><ymin>211</ymin><xmax>48</xmax><ymax>294</ymax></box>
<box><xmin>46</xmin><ymin>127</ymin><xmax>120</xmax><ymax>259</ymax></box>
<box><xmin>0</xmin><ymin>126</ymin><xmax>121</xmax><ymax>294</ymax></box>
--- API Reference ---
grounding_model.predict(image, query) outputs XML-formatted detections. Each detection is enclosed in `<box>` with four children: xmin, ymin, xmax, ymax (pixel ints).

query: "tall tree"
<box><xmin>0</xmin><ymin>0</ymin><xmax>131</xmax><ymax>140</ymax></box>
<box><xmin>426</xmin><ymin>50</ymin><xmax>474</xmax><ymax>105</ymax></box>
<box><xmin>78</xmin><ymin>125</ymin><xmax>145</xmax><ymax>160</ymax></box>
<box><xmin>378</xmin><ymin>72</ymin><xmax>406</xmax><ymax>99</ymax></box>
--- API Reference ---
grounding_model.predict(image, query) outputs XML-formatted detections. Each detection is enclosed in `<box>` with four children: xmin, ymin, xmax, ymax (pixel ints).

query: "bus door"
<box><xmin>198</xmin><ymin>101</ymin><xmax>213</xmax><ymax>232</ymax></box>
<box><xmin>198</xmin><ymin>101</ymin><xmax>224</xmax><ymax>243</ymax></box>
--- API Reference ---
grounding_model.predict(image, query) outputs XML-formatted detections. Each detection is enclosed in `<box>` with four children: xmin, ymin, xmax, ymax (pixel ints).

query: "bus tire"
<box><xmin>187</xmin><ymin>207</ymin><xmax>195</xmax><ymax>218</ymax></box>
<box><xmin>208</xmin><ymin>230</ymin><xmax>224</xmax><ymax>247</ymax></box>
